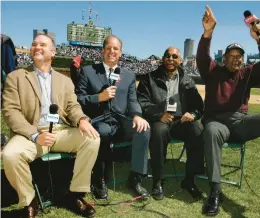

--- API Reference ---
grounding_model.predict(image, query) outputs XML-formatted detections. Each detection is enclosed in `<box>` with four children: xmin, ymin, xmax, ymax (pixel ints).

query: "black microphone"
<box><xmin>109</xmin><ymin>67</ymin><xmax>121</xmax><ymax>86</ymax></box>
<box><xmin>169</xmin><ymin>97</ymin><xmax>175</xmax><ymax>105</ymax></box>
<box><xmin>244</xmin><ymin>10</ymin><xmax>260</xmax><ymax>38</ymax></box>
<box><xmin>167</xmin><ymin>98</ymin><xmax>177</xmax><ymax>114</ymax></box>
<box><xmin>47</xmin><ymin>104</ymin><xmax>59</xmax><ymax>133</ymax></box>
<box><xmin>167</xmin><ymin>97</ymin><xmax>182</xmax><ymax>119</ymax></box>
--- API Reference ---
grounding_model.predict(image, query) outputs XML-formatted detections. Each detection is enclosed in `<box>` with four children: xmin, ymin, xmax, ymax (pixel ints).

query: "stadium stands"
<box><xmin>15</xmin><ymin>45</ymin><xmax>201</xmax><ymax>76</ymax></box>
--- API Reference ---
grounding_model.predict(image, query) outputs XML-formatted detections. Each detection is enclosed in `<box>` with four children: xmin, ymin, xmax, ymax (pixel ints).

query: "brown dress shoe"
<box><xmin>67</xmin><ymin>195</ymin><xmax>96</xmax><ymax>218</ymax></box>
<box><xmin>20</xmin><ymin>197</ymin><xmax>39</xmax><ymax>218</ymax></box>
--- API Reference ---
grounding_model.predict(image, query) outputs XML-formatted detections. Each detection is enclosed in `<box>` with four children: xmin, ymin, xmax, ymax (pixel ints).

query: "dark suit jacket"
<box><xmin>75</xmin><ymin>63</ymin><xmax>142</xmax><ymax>119</ymax></box>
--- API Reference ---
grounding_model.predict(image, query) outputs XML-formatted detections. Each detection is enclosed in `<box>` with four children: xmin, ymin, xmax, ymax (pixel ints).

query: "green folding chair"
<box><xmin>197</xmin><ymin>142</ymin><xmax>246</xmax><ymax>188</ymax></box>
<box><xmin>162</xmin><ymin>139</ymin><xmax>186</xmax><ymax>178</ymax></box>
<box><xmin>109</xmin><ymin>139</ymin><xmax>187</xmax><ymax>190</ymax></box>
<box><xmin>110</xmin><ymin>141</ymin><xmax>132</xmax><ymax>190</ymax></box>
<box><xmin>31</xmin><ymin>152</ymin><xmax>75</xmax><ymax>211</ymax></box>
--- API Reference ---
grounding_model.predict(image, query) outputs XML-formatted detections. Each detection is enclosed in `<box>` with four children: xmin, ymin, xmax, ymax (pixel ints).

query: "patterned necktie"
<box><xmin>108</xmin><ymin>68</ymin><xmax>113</xmax><ymax>86</ymax></box>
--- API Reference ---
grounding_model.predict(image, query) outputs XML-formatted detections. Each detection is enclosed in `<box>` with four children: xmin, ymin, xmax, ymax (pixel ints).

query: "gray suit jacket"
<box><xmin>75</xmin><ymin>63</ymin><xmax>142</xmax><ymax>119</ymax></box>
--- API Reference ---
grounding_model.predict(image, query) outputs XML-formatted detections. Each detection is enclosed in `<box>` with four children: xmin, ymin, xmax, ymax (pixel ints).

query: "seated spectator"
<box><xmin>197</xmin><ymin>5</ymin><xmax>260</xmax><ymax>216</ymax></box>
<box><xmin>137</xmin><ymin>46</ymin><xmax>205</xmax><ymax>200</ymax></box>
<box><xmin>75</xmin><ymin>35</ymin><xmax>150</xmax><ymax>200</ymax></box>
<box><xmin>2</xmin><ymin>33</ymin><xmax>100</xmax><ymax>218</ymax></box>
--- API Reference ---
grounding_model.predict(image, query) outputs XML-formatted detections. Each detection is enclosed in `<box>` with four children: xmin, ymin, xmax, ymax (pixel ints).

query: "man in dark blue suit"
<box><xmin>75</xmin><ymin>35</ymin><xmax>150</xmax><ymax>200</ymax></box>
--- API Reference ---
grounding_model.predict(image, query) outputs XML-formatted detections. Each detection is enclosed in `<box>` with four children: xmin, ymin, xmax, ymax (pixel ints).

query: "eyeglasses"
<box><xmin>164</xmin><ymin>53</ymin><xmax>179</xmax><ymax>59</ymax></box>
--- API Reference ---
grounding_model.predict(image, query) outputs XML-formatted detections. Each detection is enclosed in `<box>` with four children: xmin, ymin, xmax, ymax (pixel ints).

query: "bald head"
<box><xmin>163</xmin><ymin>46</ymin><xmax>181</xmax><ymax>58</ymax></box>
<box><xmin>162</xmin><ymin>46</ymin><xmax>182</xmax><ymax>73</ymax></box>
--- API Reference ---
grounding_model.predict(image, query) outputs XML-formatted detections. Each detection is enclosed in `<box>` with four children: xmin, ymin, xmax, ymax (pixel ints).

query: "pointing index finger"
<box><xmin>206</xmin><ymin>5</ymin><xmax>215</xmax><ymax>18</ymax></box>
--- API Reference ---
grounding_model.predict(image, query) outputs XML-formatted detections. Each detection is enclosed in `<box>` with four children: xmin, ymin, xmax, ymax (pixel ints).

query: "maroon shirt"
<box><xmin>196</xmin><ymin>35</ymin><xmax>260</xmax><ymax>119</ymax></box>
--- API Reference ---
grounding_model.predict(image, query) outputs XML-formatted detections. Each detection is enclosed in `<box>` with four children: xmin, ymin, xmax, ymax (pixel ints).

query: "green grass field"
<box><xmin>1</xmin><ymin>105</ymin><xmax>260</xmax><ymax>218</ymax></box>
<box><xmin>251</xmin><ymin>88</ymin><xmax>260</xmax><ymax>95</ymax></box>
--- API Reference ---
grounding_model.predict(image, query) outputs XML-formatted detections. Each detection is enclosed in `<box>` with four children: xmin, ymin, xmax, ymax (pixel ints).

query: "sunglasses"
<box><xmin>164</xmin><ymin>53</ymin><xmax>179</xmax><ymax>59</ymax></box>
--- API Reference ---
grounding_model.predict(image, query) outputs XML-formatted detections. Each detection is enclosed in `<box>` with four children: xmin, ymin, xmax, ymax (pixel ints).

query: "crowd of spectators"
<box><xmin>15</xmin><ymin>45</ymin><xmax>200</xmax><ymax>76</ymax></box>
<box><xmin>16</xmin><ymin>53</ymin><xmax>33</xmax><ymax>67</ymax></box>
<box><xmin>57</xmin><ymin>45</ymin><xmax>102</xmax><ymax>63</ymax></box>
<box><xmin>183</xmin><ymin>66</ymin><xmax>201</xmax><ymax>77</ymax></box>
<box><xmin>56</xmin><ymin>45</ymin><xmax>159</xmax><ymax>75</ymax></box>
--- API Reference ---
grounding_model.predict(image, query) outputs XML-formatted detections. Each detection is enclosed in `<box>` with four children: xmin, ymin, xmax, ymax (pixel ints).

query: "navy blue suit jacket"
<box><xmin>75</xmin><ymin>63</ymin><xmax>142</xmax><ymax>119</ymax></box>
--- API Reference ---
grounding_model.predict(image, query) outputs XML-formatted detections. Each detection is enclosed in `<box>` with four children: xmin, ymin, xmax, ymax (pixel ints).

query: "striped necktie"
<box><xmin>108</xmin><ymin>68</ymin><xmax>113</xmax><ymax>86</ymax></box>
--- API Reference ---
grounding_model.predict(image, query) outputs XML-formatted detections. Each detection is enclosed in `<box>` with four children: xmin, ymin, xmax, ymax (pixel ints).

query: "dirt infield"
<box><xmin>196</xmin><ymin>85</ymin><xmax>260</xmax><ymax>105</ymax></box>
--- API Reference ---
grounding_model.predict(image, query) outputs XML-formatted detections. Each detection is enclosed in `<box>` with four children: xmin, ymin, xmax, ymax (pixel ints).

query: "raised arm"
<box><xmin>245</xmin><ymin>15</ymin><xmax>260</xmax><ymax>87</ymax></box>
<box><xmin>203</xmin><ymin>5</ymin><xmax>217</xmax><ymax>38</ymax></box>
<box><xmin>196</xmin><ymin>5</ymin><xmax>217</xmax><ymax>80</ymax></box>
<box><xmin>248</xmin><ymin>17</ymin><xmax>260</xmax><ymax>54</ymax></box>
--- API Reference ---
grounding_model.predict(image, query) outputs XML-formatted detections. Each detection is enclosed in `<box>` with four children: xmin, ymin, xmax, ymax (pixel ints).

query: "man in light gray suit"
<box><xmin>75</xmin><ymin>35</ymin><xmax>150</xmax><ymax>200</ymax></box>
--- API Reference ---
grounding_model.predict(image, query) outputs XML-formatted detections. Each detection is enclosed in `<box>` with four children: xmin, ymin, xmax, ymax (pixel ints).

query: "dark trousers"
<box><xmin>203</xmin><ymin>112</ymin><xmax>260</xmax><ymax>183</ymax></box>
<box><xmin>150</xmin><ymin>121</ymin><xmax>204</xmax><ymax>181</ymax></box>
<box><xmin>92</xmin><ymin>117</ymin><xmax>150</xmax><ymax>180</ymax></box>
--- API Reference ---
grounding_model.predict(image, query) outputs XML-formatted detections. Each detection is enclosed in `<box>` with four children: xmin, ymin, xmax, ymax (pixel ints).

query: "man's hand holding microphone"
<box><xmin>99</xmin><ymin>67</ymin><xmax>120</xmax><ymax>102</ymax></box>
<box><xmin>99</xmin><ymin>86</ymin><xmax>117</xmax><ymax>102</ymax></box>
<box><xmin>35</xmin><ymin>104</ymin><xmax>59</xmax><ymax>147</ymax></box>
<box><xmin>160</xmin><ymin>97</ymin><xmax>195</xmax><ymax>124</ymax></box>
<box><xmin>244</xmin><ymin>10</ymin><xmax>260</xmax><ymax>45</ymax></box>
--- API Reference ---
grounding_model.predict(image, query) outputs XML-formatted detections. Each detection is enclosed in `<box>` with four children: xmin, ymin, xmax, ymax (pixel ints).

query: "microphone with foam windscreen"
<box><xmin>244</xmin><ymin>10</ymin><xmax>260</xmax><ymax>39</ymax></box>
<box><xmin>167</xmin><ymin>97</ymin><xmax>182</xmax><ymax>120</ymax></box>
<box><xmin>47</xmin><ymin>104</ymin><xmax>59</xmax><ymax>133</ymax></box>
<box><xmin>109</xmin><ymin>67</ymin><xmax>121</xmax><ymax>86</ymax></box>
<box><xmin>167</xmin><ymin>97</ymin><xmax>177</xmax><ymax>114</ymax></box>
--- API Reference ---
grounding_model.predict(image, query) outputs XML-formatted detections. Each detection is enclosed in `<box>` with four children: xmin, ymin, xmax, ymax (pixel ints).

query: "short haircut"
<box><xmin>103</xmin><ymin>35</ymin><xmax>122</xmax><ymax>50</ymax></box>
<box><xmin>34</xmin><ymin>33</ymin><xmax>56</xmax><ymax>48</ymax></box>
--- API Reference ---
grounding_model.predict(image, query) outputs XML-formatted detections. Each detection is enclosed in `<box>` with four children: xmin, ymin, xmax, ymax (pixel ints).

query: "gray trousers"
<box><xmin>203</xmin><ymin>112</ymin><xmax>260</xmax><ymax>183</ymax></box>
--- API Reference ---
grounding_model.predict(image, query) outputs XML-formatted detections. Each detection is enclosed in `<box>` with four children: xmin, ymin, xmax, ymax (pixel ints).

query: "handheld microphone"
<box><xmin>167</xmin><ymin>97</ymin><xmax>182</xmax><ymax>120</ymax></box>
<box><xmin>109</xmin><ymin>67</ymin><xmax>121</xmax><ymax>86</ymax></box>
<box><xmin>167</xmin><ymin>98</ymin><xmax>177</xmax><ymax>114</ymax></box>
<box><xmin>47</xmin><ymin>104</ymin><xmax>59</xmax><ymax>133</ymax></box>
<box><xmin>244</xmin><ymin>10</ymin><xmax>260</xmax><ymax>38</ymax></box>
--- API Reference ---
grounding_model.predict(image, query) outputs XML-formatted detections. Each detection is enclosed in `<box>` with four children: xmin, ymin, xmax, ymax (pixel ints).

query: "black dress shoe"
<box><xmin>202</xmin><ymin>191</ymin><xmax>223</xmax><ymax>216</ymax></box>
<box><xmin>128</xmin><ymin>171</ymin><xmax>149</xmax><ymax>199</ymax></box>
<box><xmin>92</xmin><ymin>178</ymin><xmax>108</xmax><ymax>200</ymax></box>
<box><xmin>20</xmin><ymin>197</ymin><xmax>38</xmax><ymax>218</ymax></box>
<box><xmin>151</xmin><ymin>181</ymin><xmax>164</xmax><ymax>200</ymax></box>
<box><xmin>66</xmin><ymin>195</ymin><xmax>96</xmax><ymax>218</ymax></box>
<box><xmin>181</xmin><ymin>180</ymin><xmax>203</xmax><ymax>199</ymax></box>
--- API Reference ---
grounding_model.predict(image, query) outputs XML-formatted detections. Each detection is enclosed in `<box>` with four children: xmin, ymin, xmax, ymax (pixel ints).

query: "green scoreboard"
<box><xmin>67</xmin><ymin>20</ymin><xmax>112</xmax><ymax>47</ymax></box>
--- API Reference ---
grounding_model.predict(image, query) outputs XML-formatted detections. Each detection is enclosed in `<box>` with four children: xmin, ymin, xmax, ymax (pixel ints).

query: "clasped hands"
<box><xmin>160</xmin><ymin>112</ymin><xmax>195</xmax><ymax>124</ymax></box>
